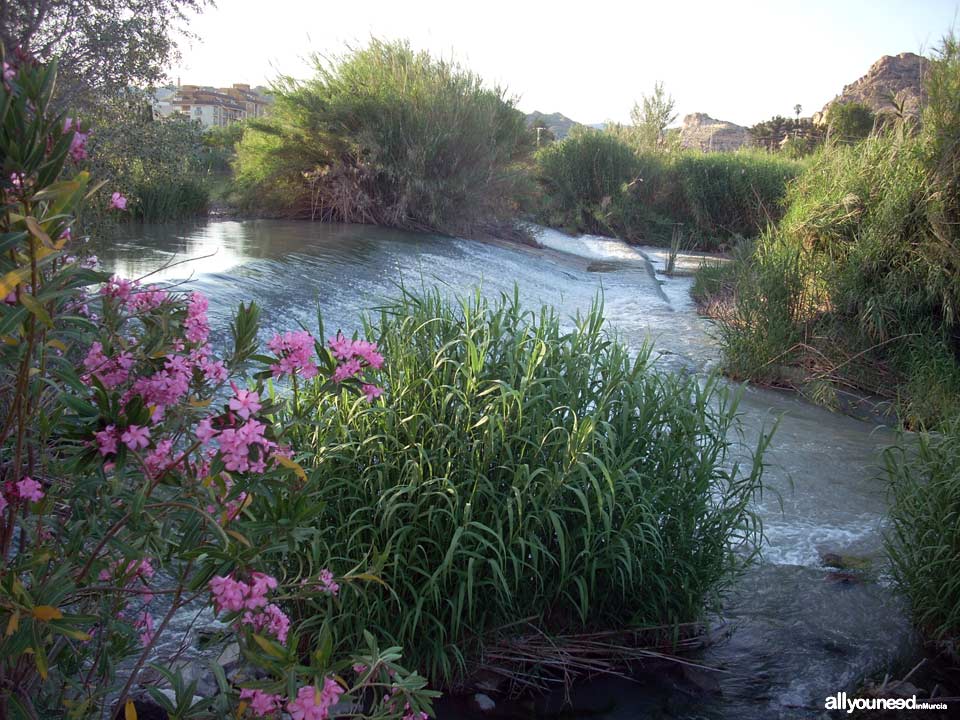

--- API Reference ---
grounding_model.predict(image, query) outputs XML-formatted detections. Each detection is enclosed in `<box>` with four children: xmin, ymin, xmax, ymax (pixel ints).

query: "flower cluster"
<box><xmin>0</xmin><ymin>476</ymin><xmax>45</xmax><ymax>512</ymax></box>
<box><xmin>63</xmin><ymin>118</ymin><xmax>88</xmax><ymax>162</ymax></box>
<box><xmin>210</xmin><ymin>572</ymin><xmax>290</xmax><ymax>645</ymax></box>
<box><xmin>286</xmin><ymin>680</ymin><xmax>344</xmax><ymax>720</ymax></box>
<box><xmin>268</xmin><ymin>330</ymin><xmax>319</xmax><ymax>379</ymax></box>
<box><xmin>83</xmin><ymin>342</ymin><xmax>135</xmax><ymax>389</ymax></box>
<box><xmin>184</xmin><ymin>292</ymin><xmax>210</xmax><ymax>344</ymax></box>
<box><xmin>240</xmin><ymin>689</ymin><xmax>283</xmax><ymax>717</ymax></box>
<box><xmin>326</xmin><ymin>333</ymin><xmax>385</xmax><ymax>400</ymax></box>
<box><xmin>316</xmin><ymin>568</ymin><xmax>340</xmax><ymax>596</ymax></box>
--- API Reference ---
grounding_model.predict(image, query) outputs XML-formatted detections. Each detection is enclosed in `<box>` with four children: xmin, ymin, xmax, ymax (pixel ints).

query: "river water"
<box><xmin>97</xmin><ymin>220</ymin><xmax>916</xmax><ymax>719</ymax></box>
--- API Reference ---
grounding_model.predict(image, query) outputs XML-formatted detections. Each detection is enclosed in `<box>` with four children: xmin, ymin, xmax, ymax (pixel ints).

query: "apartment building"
<box><xmin>154</xmin><ymin>84</ymin><xmax>272</xmax><ymax>128</ymax></box>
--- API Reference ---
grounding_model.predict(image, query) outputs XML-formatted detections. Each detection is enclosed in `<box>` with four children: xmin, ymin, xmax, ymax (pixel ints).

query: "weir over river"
<box><xmin>100</xmin><ymin>220</ymin><xmax>916</xmax><ymax>719</ymax></box>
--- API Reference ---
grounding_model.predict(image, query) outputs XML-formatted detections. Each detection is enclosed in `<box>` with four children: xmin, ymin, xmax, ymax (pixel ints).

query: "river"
<box><xmin>97</xmin><ymin>220</ymin><xmax>916</xmax><ymax>719</ymax></box>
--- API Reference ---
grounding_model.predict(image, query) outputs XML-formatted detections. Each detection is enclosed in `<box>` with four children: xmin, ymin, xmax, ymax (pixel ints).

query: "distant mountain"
<box><xmin>525</xmin><ymin>111</ymin><xmax>580</xmax><ymax>140</ymax></box>
<box><xmin>813</xmin><ymin>52</ymin><xmax>926</xmax><ymax>124</ymax></box>
<box><xmin>679</xmin><ymin>113</ymin><xmax>751</xmax><ymax>152</ymax></box>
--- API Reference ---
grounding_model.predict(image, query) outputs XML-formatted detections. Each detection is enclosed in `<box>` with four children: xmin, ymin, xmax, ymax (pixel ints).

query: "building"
<box><xmin>153</xmin><ymin>84</ymin><xmax>272</xmax><ymax>128</ymax></box>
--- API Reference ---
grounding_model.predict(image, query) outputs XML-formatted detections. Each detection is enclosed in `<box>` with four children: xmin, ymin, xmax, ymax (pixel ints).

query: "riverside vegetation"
<box><xmin>693</xmin><ymin>33</ymin><xmax>960</xmax><ymax>660</ymax></box>
<box><xmin>0</xmin><ymin>49</ymin><xmax>772</xmax><ymax>717</ymax></box>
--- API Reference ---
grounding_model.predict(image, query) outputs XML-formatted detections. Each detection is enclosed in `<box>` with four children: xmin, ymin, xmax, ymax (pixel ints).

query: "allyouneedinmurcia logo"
<box><xmin>825</xmin><ymin>692</ymin><xmax>950</xmax><ymax>714</ymax></box>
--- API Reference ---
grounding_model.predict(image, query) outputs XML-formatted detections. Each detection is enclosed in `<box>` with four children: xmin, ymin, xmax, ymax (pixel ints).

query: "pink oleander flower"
<box><xmin>217</xmin><ymin>418</ymin><xmax>275</xmax><ymax>473</ymax></box>
<box><xmin>2</xmin><ymin>62</ymin><xmax>14</xmax><ymax>82</ymax></box>
<box><xmin>240</xmin><ymin>689</ymin><xmax>283</xmax><ymax>717</ymax></box>
<box><xmin>196</xmin><ymin>417</ymin><xmax>218</xmax><ymax>445</ymax></box>
<box><xmin>229</xmin><ymin>384</ymin><xmax>261</xmax><ymax>420</ymax></box>
<box><xmin>99</xmin><ymin>558</ymin><xmax>155</xmax><ymax>585</ymax></box>
<box><xmin>184</xmin><ymin>292</ymin><xmax>210</xmax><ymax>344</ymax></box>
<box><xmin>286</xmin><ymin>680</ymin><xmax>344</xmax><ymax>720</ymax></box>
<box><xmin>328</xmin><ymin>333</ymin><xmax>384</xmax><ymax>370</ymax></box>
<box><xmin>268</xmin><ymin>330</ymin><xmax>318</xmax><ymax>379</ymax></box>
<box><xmin>316</xmin><ymin>568</ymin><xmax>339</xmax><ymax>596</ymax></box>
<box><xmin>362</xmin><ymin>384</ymin><xmax>383</xmax><ymax>402</ymax></box>
<box><xmin>241</xmin><ymin>603</ymin><xmax>290</xmax><ymax>644</ymax></box>
<box><xmin>352</xmin><ymin>663</ymin><xmax>368</xmax><ymax>674</ymax></box>
<box><xmin>331</xmin><ymin>358</ymin><xmax>361</xmax><ymax>384</ymax></box>
<box><xmin>145</xmin><ymin>439</ymin><xmax>176</xmax><ymax>477</ymax></box>
<box><xmin>82</xmin><ymin>342</ymin><xmax>134</xmax><ymax>389</ymax></box>
<box><xmin>16</xmin><ymin>477</ymin><xmax>43</xmax><ymax>502</ymax></box>
<box><xmin>210</xmin><ymin>575</ymin><xmax>248</xmax><ymax>613</ymax></box>
<box><xmin>128</xmin><ymin>286</ymin><xmax>168</xmax><ymax>312</ymax></box>
<box><xmin>68</xmin><ymin>128</ymin><xmax>89</xmax><ymax>162</ymax></box>
<box><xmin>109</xmin><ymin>192</ymin><xmax>127</xmax><ymax>210</ymax></box>
<box><xmin>101</xmin><ymin>276</ymin><xmax>135</xmax><ymax>303</ymax></box>
<box><xmin>201</xmin><ymin>356</ymin><xmax>228</xmax><ymax>383</ymax></box>
<box><xmin>245</xmin><ymin>572</ymin><xmax>278</xmax><ymax>610</ymax></box>
<box><xmin>402</xmin><ymin>707</ymin><xmax>429</xmax><ymax>720</ymax></box>
<box><xmin>121</xmin><ymin>425</ymin><xmax>150</xmax><ymax>451</ymax></box>
<box><xmin>94</xmin><ymin>425</ymin><xmax>119</xmax><ymax>457</ymax></box>
<box><xmin>134</xmin><ymin>610</ymin><xmax>155</xmax><ymax>646</ymax></box>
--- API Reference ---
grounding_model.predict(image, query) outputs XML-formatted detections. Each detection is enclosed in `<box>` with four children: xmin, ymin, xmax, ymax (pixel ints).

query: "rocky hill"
<box><xmin>525</xmin><ymin>111</ymin><xmax>580</xmax><ymax>140</ymax></box>
<box><xmin>813</xmin><ymin>52</ymin><xmax>926</xmax><ymax>124</ymax></box>
<box><xmin>678</xmin><ymin>113</ymin><xmax>751</xmax><ymax>152</ymax></box>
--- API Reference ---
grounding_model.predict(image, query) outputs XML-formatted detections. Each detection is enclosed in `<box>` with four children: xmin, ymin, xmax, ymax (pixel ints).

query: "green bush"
<box><xmin>272</xmin><ymin>288</ymin><xmax>770</xmax><ymax>687</ymax></box>
<box><xmin>673</xmin><ymin>150</ymin><xmax>803</xmax><ymax>242</ymax></box>
<box><xmin>534</xmin><ymin>129</ymin><xmax>802</xmax><ymax>248</ymax></box>
<box><xmin>826</xmin><ymin>101</ymin><xmax>876</xmax><ymax>143</ymax></box>
<box><xmin>234</xmin><ymin>39</ymin><xmax>534</xmax><ymax>237</ymax></box>
<box><xmin>83</xmin><ymin>101</ymin><xmax>211</xmax><ymax>228</ymax></box>
<box><xmin>885</xmin><ymin>420</ymin><xmax>960</xmax><ymax>657</ymax></box>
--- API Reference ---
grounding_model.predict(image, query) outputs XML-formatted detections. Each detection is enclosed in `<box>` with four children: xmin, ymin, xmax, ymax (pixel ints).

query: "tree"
<box><xmin>826</xmin><ymin>102</ymin><xmax>876</xmax><ymax>143</ymax></box>
<box><xmin>629</xmin><ymin>81</ymin><xmax>677</xmax><ymax>151</ymax></box>
<box><xmin>0</xmin><ymin>0</ymin><xmax>206</xmax><ymax>104</ymax></box>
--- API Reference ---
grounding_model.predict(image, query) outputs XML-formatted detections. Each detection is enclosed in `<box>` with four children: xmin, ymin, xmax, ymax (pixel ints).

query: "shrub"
<box><xmin>826</xmin><ymin>101</ymin><xmax>876</xmax><ymax>143</ymax></box>
<box><xmin>1</xmin><ymin>49</ymin><xmax>435</xmax><ymax>718</ymax></box>
<box><xmin>885</xmin><ymin>420</ymin><xmax>960</xmax><ymax>658</ymax></box>
<box><xmin>534</xmin><ymin>130</ymin><xmax>802</xmax><ymax>248</ymax></box>
<box><xmin>82</xmin><ymin>99</ymin><xmax>211</xmax><ymax>228</ymax></box>
<box><xmin>234</xmin><ymin>39</ymin><xmax>534</xmax><ymax>238</ymax></box>
<box><xmin>272</xmin><ymin>288</ymin><xmax>771</xmax><ymax>688</ymax></box>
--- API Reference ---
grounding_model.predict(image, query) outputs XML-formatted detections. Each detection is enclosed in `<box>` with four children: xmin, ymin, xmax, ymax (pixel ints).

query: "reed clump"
<box><xmin>234</xmin><ymin>39</ymin><xmax>534</xmax><ymax>238</ymax></box>
<box><xmin>274</xmin><ymin>288</ymin><xmax>770</xmax><ymax>689</ymax></box>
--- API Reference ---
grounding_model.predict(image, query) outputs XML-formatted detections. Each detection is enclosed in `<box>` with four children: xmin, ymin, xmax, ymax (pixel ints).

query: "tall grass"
<box><xmin>132</xmin><ymin>177</ymin><xmax>209</xmax><ymax>222</ymax></box>
<box><xmin>885</xmin><ymin>420</ymin><xmax>960</xmax><ymax>658</ymax></box>
<box><xmin>272</xmin><ymin>289</ymin><xmax>769</xmax><ymax>688</ymax></box>
<box><xmin>234</xmin><ymin>39</ymin><xmax>534</xmax><ymax>238</ymax></box>
<box><xmin>696</xmin><ymin>32</ymin><xmax>960</xmax><ymax>428</ymax></box>
<box><xmin>534</xmin><ymin>130</ymin><xmax>803</xmax><ymax>248</ymax></box>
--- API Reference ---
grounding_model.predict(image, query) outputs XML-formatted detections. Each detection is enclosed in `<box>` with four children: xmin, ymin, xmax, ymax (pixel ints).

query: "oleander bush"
<box><xmin>1</xmin><ymin>48</ymin><xmax>435</xmax><ymax>719</ymax></box>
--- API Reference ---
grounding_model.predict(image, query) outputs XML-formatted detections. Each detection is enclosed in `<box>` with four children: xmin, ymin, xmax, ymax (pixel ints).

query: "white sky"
<box><xmin>172</xmin><ymin>0</ymin><xmax>959</xmax><ymax>126</ymax></box>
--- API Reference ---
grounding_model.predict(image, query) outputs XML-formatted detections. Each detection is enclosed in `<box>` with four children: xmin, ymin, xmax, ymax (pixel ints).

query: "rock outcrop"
<box><xmin>678</xmin><ymin>113</ymin><xmax>751</xmax><ymax>152</ymax></box>
<box><xmin>813</xmin><ymin>52</ymin><xmax>926</xmax><ymax>125</ymax></box>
